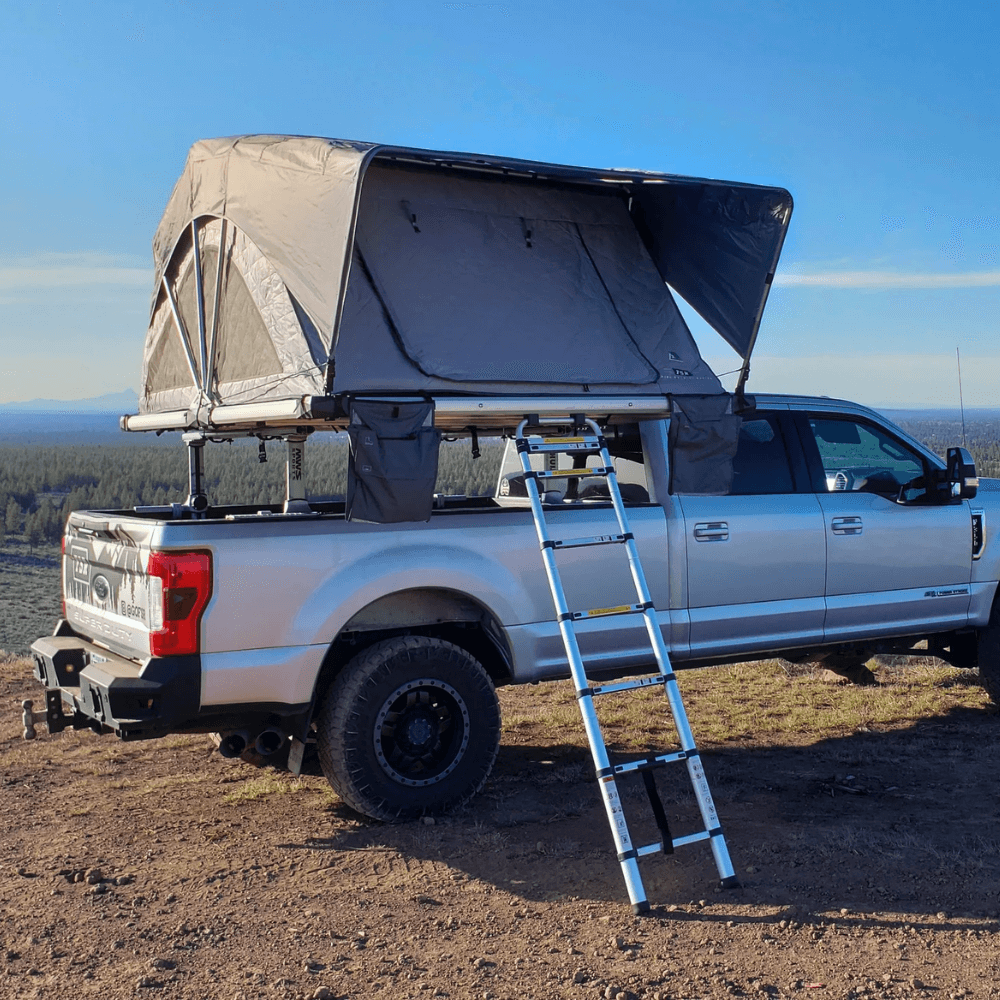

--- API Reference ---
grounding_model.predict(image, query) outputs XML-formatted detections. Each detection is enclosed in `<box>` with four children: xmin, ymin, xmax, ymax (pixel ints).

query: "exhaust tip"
<box><xmin>218</xmin><ymin>731</ymin><xmax>250</xmax><ymax>758</ymax></box>
<box><xmin>254</xmin><ymin>729</ymin><xmax>285</xmax><ymax>756</ymax></box>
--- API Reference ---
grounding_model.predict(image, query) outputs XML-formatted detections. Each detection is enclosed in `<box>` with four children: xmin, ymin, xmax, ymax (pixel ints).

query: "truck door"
<box><xmin>678</xmin><ymin>411</ymin><xmax>827</xmax><ymax>659</ymax></box>
<box><xmin>794</xmin><ymin>412</ymin><xmax>973</xmax><ymax>640</ymax></box>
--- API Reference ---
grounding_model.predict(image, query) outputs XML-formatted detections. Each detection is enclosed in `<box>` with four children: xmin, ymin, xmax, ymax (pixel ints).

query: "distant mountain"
<box><xmin>0</xmin><ymin>389</ymin><xmax>139</xmax><ymax>413</ymax></box>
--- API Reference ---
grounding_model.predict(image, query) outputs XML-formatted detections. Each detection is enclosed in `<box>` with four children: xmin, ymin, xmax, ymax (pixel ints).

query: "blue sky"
<box><xmin>2</xmin><ymin>0</ymin><xmax>999</xmax><ymax>407</ymax></box>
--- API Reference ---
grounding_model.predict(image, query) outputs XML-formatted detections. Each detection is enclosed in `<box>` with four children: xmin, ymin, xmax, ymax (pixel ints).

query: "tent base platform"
<box><xmin>120</xmin><ymin>394</ymin><xmax>675</xmax><ymax>436</ymax></box>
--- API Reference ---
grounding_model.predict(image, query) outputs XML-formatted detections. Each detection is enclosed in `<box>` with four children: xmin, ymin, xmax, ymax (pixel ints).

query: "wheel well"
<box><xmin>312</xmin><ymin>590</ymin><xmax>513</xmax><ymax>710</ymax></box>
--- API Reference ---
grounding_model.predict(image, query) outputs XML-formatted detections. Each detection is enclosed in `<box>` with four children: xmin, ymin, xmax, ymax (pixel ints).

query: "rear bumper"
<box><xmin>30</xmin><ymin>625</ymin><xmax>201</xmax><ymax>740</ymax></box>
<box><xmin>30</xmin><ymin>623</ymin><xmax>315</xmax><ymax>742</ymax></box>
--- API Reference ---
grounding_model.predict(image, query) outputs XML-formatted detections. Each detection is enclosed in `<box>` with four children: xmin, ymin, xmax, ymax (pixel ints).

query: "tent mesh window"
<box><xmin>213</xmin><ymin>247</ymin><xmax>283</xmax><ymax>385</ymax></box>
<box><xmin>145</xmin><ymin>296</ymin><xmax>197</xmax><ymax>393</ymax></box>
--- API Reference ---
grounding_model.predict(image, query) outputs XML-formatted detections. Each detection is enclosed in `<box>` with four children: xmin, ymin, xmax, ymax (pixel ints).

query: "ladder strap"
<box><xmin>642</xmin><ymin>769</ymin><xmax>674</xmax><ymax>855</ymax></box>
<box><xmin>617</xmin><ymin>848</ymin><xmax>638</xmax><ymax>862</ymax></box>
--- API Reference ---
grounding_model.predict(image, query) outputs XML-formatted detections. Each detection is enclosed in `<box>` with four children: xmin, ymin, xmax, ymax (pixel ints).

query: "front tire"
<box><xmin>977</xmin><ymin>613</ymin><xmax>1000</xmax><ymax>707</ymax></box>
<box><xmin>316</xmin><ymin>636</ymin><xmax>501</xmax><ymax>821</ymax></box>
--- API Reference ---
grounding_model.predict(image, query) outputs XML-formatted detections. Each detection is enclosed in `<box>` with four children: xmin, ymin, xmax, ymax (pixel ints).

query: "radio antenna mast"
<box><xmin>956</xmin><ymin>347</ymin><xmax>968</xmax><ymax>448</ymax></box>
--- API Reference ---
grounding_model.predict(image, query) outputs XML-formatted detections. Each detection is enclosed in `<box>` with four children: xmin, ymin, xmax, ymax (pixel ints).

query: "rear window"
<box><xmin>729</xmin><ymin>415</ymin><xmax>795</xmax><ymax>495</ymax></box>
<box><xmin>494</xmin><ymin>424</ymin><xmax>650</xmax><ymax>505</ymax></box>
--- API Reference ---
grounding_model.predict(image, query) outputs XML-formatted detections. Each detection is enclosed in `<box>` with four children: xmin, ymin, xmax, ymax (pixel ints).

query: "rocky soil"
<box><xmin>2</xmin><ymin>653</ymin><xmax>999</xmax><ymax>1000</ymax></box>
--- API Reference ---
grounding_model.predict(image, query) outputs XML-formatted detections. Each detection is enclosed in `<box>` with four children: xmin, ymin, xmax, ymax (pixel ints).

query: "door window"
<box><xmin>729</xmin><ymin>415</ymin><xmax>796</xmax><ymax>495</ymax></box>
<box><xmin>806</xmin><ymin>417</ymin><xmax>927</xmax><ymax>499</ymax></box>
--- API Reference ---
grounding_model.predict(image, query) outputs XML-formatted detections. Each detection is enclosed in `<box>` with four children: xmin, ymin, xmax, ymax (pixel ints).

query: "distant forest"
<box><xmin>0</xmin><ymin>437</ymin><xmax>506</xmax><ymax>548</ymax></box>
<box><xmin>892</xmin><ymin>418</ymin><xmax>1000</xmax><ymax>478</ymax></box>
<box><xmin>0</xmin><ymin>418</ymin><xmax>997</xmax><ymax>548</ymax></box>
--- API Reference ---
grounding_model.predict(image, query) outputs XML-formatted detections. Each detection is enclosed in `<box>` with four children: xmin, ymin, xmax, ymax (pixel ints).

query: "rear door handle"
<box><xmin>694</xmin><ymin>521</ymin><xmax>729</xmax><ymax>542</ymax></box>
<box><xmin>831</xmin><ymin>516</ymin><xmax>863</xmax><ymax>535</ymax></box>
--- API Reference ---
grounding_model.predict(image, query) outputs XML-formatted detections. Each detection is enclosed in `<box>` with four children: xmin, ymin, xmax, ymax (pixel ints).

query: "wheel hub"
<box><xmin>402</xmin><ymin>712</ymin><xmax>435</xmax><ymax>751</ymax></box>
<box><xmin>373</xmin><ymin>678</ymin><xmax>471</xmax><ymax>788</ymax></box>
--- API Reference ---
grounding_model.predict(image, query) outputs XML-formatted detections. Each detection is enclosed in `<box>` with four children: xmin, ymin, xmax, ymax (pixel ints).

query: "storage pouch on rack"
<box><xmin>346</xmin><ymin>400</ymin><xmax>441</xmax><ymax>523</ymax></box>
<box><xmin>668</xmin><ymin>394</ymin><xmax>741</xmax><ymax>495</ymax></box>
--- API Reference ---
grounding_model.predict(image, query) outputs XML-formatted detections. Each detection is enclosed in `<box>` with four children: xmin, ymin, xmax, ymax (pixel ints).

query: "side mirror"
<box><xmin>946</xmin><ymin>447</ymin><xmax>978</xmax><ymax>499</ymax></box>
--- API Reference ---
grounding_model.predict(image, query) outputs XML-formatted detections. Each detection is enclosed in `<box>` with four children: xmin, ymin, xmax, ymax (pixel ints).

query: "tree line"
<box><xmin>2</xmin><ymin>419</ymin><xmax>998</xmax><ymax>550</ymax></box>
<box><xmin>893</xmin><ymin>418</ymin><xmax>1000</xmax><ymax>479</ymax></box>
<box><xmin>0</xmin><ymin>436</ymin><xmax>506</xmax><ymax>548</ymax></box>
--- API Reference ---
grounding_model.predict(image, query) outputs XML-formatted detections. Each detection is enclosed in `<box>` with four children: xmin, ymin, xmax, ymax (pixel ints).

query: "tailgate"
<box><xmin>63</xmin><ymin>512</ymin><xmax>158</xmax><ymax>660</ymax></box>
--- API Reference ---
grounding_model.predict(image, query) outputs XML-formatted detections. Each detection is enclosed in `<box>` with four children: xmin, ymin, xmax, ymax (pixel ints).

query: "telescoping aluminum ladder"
<box><xmin>515</xmin><ymin>416</ymin><xmax>738</xmax><ymax>914</ymax></box>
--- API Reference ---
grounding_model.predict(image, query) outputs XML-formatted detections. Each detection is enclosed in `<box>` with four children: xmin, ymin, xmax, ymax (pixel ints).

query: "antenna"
<box><xmin>956</xmin><ymin>347</ymin><xmax>967</xmax><ymax>448</ymax></box>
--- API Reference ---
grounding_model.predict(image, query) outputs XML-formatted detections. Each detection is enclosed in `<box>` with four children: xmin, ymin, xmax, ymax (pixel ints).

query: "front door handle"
<box><xmin>831</xmin><ymin>516</ymin><xmax>863</xmax><ymax>535</ymax></box>
<box><xmin>694</xmin><ymin>521</ymin><xmax>729</xmax><ymax>542</ymax></box>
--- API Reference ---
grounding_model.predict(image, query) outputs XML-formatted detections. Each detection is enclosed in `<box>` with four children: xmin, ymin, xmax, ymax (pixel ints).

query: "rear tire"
<box><xmin>316</xmin><ymin>636</ymin><xmax>501</xmax><ymax>821</ymax></box>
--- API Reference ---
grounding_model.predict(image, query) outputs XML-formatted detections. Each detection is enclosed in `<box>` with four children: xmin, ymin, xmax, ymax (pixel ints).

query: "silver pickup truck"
<box><xmin>30</xmin><ymin>393</ymin><xmax>993</xmax><ymax>821</ymax></box>
<box><xmin>25</xmin><ymin>135</ymin><xmax>997</xmax><ymax>825</ymax></box>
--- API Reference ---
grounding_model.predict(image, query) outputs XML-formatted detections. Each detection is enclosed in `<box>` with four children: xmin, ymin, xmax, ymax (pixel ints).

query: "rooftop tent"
<box><xmin>140</xmin><ymin>135</ymin><xmax>792</xmax><ymax>422</ymax></box>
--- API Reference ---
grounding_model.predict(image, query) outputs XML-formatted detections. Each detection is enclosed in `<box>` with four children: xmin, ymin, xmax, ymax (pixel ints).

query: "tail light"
<box><xmin>147</xmin><ymin>551</ymin><xmax>212</xmax><ymax>657</ymax></box>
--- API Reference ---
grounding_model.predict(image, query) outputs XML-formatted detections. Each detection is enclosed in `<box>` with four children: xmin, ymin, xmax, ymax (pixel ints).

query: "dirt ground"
<box><xmin>1</xmin><ymin>653</ymin><xmax>999</xmax><ymax>1000</ymax></box>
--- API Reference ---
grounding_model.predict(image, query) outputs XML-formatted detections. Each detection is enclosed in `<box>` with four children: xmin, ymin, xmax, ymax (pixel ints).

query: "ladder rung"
<box><xmin>636</xmin><ymin>842</ymin><xmax>665</xmax><ymax>858</ymax></box>
<box><xmin>592</xmin><ymin>674</ymin><xmax>666</xmax><ymax>696</ymax></box>
<box><xmin>533</xmin><ymin>466</ymin><xmax>612</xmax><ymax>480</ymax></box>
<box><xmin>566</xmin><ymin>602</ymin><xmax>650</xmax><ymax>621</ymax></box>
<box><xmin>526</xmin><ymin>436</ymin><xmax>601</xmax><ymax>453</ymax></box>
<box><xmin>672</xmin><ymin>830</ymin><xmax>712</xmax><ymax>848</ymax></box>
<box><xmin>635</xmin><ymin>831</ymin><xmax>712</xmax><ymax>857</ymax></box>
<box><xmin>548</xmin><ymin>533</ymin><xmax>627</xmax><ymax>550</ymax></box>
<box><xmin>611</xmin><ymin>750</ymin><xmax>687</xmax><ymax>776</ymax></box>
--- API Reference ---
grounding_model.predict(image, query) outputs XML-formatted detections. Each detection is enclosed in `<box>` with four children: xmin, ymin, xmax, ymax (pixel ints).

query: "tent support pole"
<box><xmin>284</xmin><ymin>435</ymin><xmax>311</xmax><ymax>514</ymax></box>
<box><xmin>734</xmin><ymin>358</ymin><xmax>751</xmax><ymax>406</ymax></box>
<box><xmin>162</xmin><ymin>276</ymin><xmax>202</xmax><ymax>391</ymax></box>
<box><xmin>182</xmin><ymin>432</ymin><xmax>209</xmax><ymax>513</ymax></box>
<box><xmin>206</xmin><ymin>218</ymin><xmax>227</xmax><ymax>403</ymax></box>
<box><xmin>734</xmin><ymin>266</ymin><xmax>778</xmax><ymax>409</ymax></box>
<box><xmin>191</xmin><ymin>220</ymin><xmax>208</xmax><ymax>387</ymax></box>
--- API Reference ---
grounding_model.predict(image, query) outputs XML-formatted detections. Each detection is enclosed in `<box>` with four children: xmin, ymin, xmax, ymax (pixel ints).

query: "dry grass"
<box><xmin>223</xmin><ymin>773</ymin><xmax>309</xmax><ymax>803</ymax></box>
<box><xmin>159</xmin><ymin>733</ymin><xmax>210</xmax><ymax>750</ymax></box>
<box><xmin>130</xmin><ymin>774</ymin><xmax>203</xmax><ymax>795</ymax></box>
<box><xmin>498</xmin><ymin>656</ymin><xmax>992</xmax><ymax>753</ymax></box>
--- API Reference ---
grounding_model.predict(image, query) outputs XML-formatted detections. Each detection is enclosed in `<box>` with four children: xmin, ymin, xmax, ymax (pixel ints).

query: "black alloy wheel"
<box><xmin>316</xmin><ymin>635</ymin><xmax>501</xmax><ymax>820</ymax></box>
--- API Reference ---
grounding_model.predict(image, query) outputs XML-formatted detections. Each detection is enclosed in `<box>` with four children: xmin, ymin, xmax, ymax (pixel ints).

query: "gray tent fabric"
<box><xmin>667</xmin><ymin>394</ymin><xmax>742</xmax><ymax>495</ymax></box>
<box><xmin>142</xmin><ymin>135</ymin><xmax>792</xmax><ymax>416</ymax></box>
<box><xmin>346</xmin><ymin>163</ymin><xmax>705</xmax><ymax>390</ymax></box>
<box><xmin>631</xmin><ymin>185</ymin><xmax>789</xmax><ymax>360</ymax></box>
<box><xmin>346</xmin><ymin>400</ymin><xmax>441</xmax><ymax>523</ymax></box>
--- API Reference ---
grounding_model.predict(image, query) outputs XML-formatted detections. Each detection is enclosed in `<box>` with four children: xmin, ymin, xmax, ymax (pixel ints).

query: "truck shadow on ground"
<box><xmin>288</xmin><ymin>702</ymin><xmax>1000</xmax><ymax>928</ymax></box>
